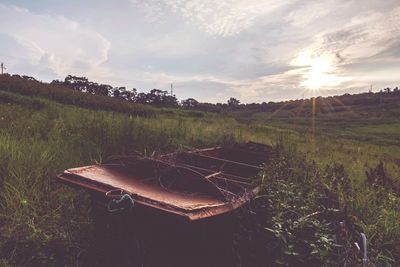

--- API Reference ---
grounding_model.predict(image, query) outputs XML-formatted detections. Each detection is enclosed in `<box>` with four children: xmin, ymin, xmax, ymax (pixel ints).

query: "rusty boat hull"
<box><xmin>57</xmin><ymin>142</ymin><xmax>272</xmax><ymax>221</ymax></box>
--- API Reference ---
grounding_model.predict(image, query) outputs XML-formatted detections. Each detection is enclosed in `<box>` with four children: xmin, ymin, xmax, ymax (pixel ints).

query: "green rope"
<box><xmin>107</xmin><ymin>194</ymin><xmax>135</xmax><ymax>213</ymax></box>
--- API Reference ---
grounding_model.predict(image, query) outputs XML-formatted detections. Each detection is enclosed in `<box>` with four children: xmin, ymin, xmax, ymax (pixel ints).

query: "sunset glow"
<box><xmin>292</xmin><ymin>52</ymin><xmax>352</xmax><ymax>92</ymax></box>
<box><xmin>0</xmin><ymin>1</ymin><xmax>399</xmax><ymax>102</ymax></box>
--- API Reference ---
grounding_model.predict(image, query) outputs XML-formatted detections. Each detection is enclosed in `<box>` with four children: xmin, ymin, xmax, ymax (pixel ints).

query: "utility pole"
<box><xmin>0</xmin><ymin>62</ymin><xmax>6</xmax><ymax>75</ymax></box>
<box><xmin>170</xmin><ymin>83</ymin><xmax>173</xmax><ymax>96</ymax></box>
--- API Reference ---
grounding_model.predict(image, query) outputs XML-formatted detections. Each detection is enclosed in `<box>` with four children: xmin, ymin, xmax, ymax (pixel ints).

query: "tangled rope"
<box><xmin>107</xmin><ymin>194</ymin><xmax>135</xmax><ymax>213</ymax></box>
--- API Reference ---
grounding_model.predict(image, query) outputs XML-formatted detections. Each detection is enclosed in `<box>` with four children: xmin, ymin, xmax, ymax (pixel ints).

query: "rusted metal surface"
<box><xmin>57</xmin><ymin>142</ymin><xmax>272</xmax><ymax>220</ymax></box>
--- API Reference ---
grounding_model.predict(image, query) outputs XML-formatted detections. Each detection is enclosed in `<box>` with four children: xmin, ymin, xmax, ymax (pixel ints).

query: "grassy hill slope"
<box><xmin>0</xmin><ymin>74</ymin><xmax>153</xmax><ymax>117</ymax></box>
<box><xmin>0</xmin><ymin>84</ymin><xmax>398</xmax><ymax>266</ymax></box>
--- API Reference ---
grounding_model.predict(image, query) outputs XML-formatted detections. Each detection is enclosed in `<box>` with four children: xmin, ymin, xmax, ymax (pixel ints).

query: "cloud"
<box><xmin>282</xmin><ymin>6</ymin><xmax>400</xmax><ymax>93</ymax></box>
<box><xmin>2</xmin><ymin>1</ymin><xmax>400</xmax><ymax>103</ymax></box>
<box><xmin>0</xmin><ymin>4</ymin><xmax>111</xmax><ymax>80</ymax></box>
<box><xmin>130</xmin><ymin>0</ymin><xmax>166</xmax><ymax>23</ymax></box>
<box><xmin>297</xmin><ymin>7</ymin><xmax>400</xmax><ymax>64</ymax></box>
<box><xmin>129</xmin><ymin>67</ymin><xmax>306</xmax><ymax>103</ymax></box>
<box><xmin>132</xmin><ymin>0</ymin><xmax>297</xmax><ymax>37</ymax></box>
<box><xmin>169</xmin><ymin>3</ymin><xmax>400</xmax><ymax>103</ymax></box>
<box><xmin>286</xmin><ymin>0</ymin><xmax>334</xmax><ymax>27</ymax></box>
<box><xmin>125</xmin><ymin>0</ymin><xmax>400</xmax><ymax>102</ymax></box>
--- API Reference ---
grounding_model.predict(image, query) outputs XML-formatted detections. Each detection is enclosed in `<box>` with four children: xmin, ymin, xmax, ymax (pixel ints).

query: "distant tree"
<box><xmin>164</xmin><ymin>94</ymin><xmax>178</xmax><ymax>107</ymax></box>
<box><xmin>260</xmin><ymin>102</ymin><xmax>268</xmax><ymax>111</ymax></box>
<box><xmin>147</xmin><ymin>89</ymin><xmax>166</xmax><ymax>105</ymax></box>
<box><xmin>52</xmin><ymin>75</ymin><xmax>112</xmax><ymax>96</ymax></box>
<box><xmin>22</xmin><ymin>75</ymin><xmax>36</xmax><ymax>81</ymax></box>
<box><xmin>64</xmin><ymin>75</ymin><xmax>90</xmax><ymax>92</ymax></box>
<box><xmin>115</xmin><ymin>87</ymin><xmax>136</xmax><ymax>101</ymax></box>
<box><xmin>129</xmin><ymin>88</ymin><xmax>138</xmax><ymax>102</ymax></box>
<box><xmin>136</xmin><ymin>92</ymin><xmax>148</xmax><ymax>104</ymax></box>
<box><xmin>95</xmin><ymin>84</ymin><xmax>112</xmax><ymax>96</ymax></box>
<box><xmin>86</xmin><ymin>82</ymin><xmax>97</xmax><ymax>94</ymax></box>
<box><xmin>120</xmin><ymin>90</ymin><xmax>131</xmax><ymax>101</ymax></box>
<box><xmin>245</xmin><ymin>103</ymin><xmax>259</xmax><ymax>111</ymax></box>
<box><xmin>50</xmin><ymin>79</ymin><xmax>63</xmax><ymax>86</ymax></box>
<box><xmin>112</xmin><ymin>87</ymin><xmax>122</xmax><ymax>98</ymax></box>
<box><xmin>227</xmin><ymin>97</ymin><xmax>240</xmax><ymax>109</ymax></box>
<box><xmin>196</xmin><ymin>102</ymin><xmax>222</xmax><ymax>113</ymax></box>
<box><xmin>181</xmin><ymin>98</ymin><xmax>199</xmax><ymax>109</ymax></box>
<box><xmin>217</xmin><ymin>102</ymin><xmax>228</xmax><ymax>111</ymax></box>
<box><xmin>145</xmin><ymin>89</ymin><xmax>178</xmax><ymax>107</ymax></box>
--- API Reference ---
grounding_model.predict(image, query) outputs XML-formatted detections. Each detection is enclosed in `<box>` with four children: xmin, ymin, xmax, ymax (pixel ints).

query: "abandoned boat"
<box><xmin>57</xmin><ymin>142</ymin><xmax>272</xmax><ymax>220</ymax></box>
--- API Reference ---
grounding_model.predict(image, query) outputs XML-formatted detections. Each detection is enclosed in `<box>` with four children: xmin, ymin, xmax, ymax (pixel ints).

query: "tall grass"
<box><xmin>0</xmin><ymin>92</ymin><xmax>256</xmax><ymax>266</ymax></box>
<box><xmin>0</xmin><ymin>91</ymin><xmax>398</xmax><ymax>266</ymax></box>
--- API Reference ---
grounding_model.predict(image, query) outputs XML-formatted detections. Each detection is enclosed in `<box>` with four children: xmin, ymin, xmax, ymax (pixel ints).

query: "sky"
<box><xmin>0</xmin><ymin>0</ymin><xmax>399</xmax><ymax>103</ymax></box>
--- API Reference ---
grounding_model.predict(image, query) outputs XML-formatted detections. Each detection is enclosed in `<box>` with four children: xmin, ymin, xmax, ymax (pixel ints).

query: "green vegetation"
<box><xmin>0</xmin><ymin>82</ymin><xmax>399</xmax><ymax>266</ymax></box>
<box><xmin>0</xmin><ymin>75</ymin><xmax>153</xmax><ymax>117</ymax></box>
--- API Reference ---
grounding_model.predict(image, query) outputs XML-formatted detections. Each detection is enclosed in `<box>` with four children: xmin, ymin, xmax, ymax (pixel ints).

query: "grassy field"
<box><xmin>0</xmin><ymin>90</ymin><xmax>399</xmax><ymax>266</ymax></box>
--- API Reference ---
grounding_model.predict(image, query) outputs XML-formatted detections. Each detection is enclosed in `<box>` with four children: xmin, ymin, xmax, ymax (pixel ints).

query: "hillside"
<box><xmin>0</xmin><ymin>74</ymin><xmax>153</xmax><ymax>117</ymax></box>
<box><xmin>230</xmin><ymin>95</ymin><xmax>400</xmax><ymax>146</ymax></box>
<box><xmin>1</xmin><ymin>73</ymin><xmax>400</xmax><ymax>118</ymax></box>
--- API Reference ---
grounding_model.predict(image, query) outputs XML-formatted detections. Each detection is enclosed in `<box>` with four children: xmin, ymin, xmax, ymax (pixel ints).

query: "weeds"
<box><xmin>233</xmin><ymin>145</ymin><xmax>341</xmax><ymax>266</ymax></box>
<box><xmin>0</xmin><ymin>91</ymin><xmax>399</xmax><ymax>266</ymax></box>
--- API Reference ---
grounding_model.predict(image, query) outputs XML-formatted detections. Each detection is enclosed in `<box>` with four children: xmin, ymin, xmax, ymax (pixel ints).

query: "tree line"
<box><xmin>50</xmin><ymin>75</ymin><xmax>249</xmax><ymax>110</ymax></box>
<box><xmin>51</xmin><ymin>75</ymin><xmax>178</xmax><ymax>108</ymax></box>
<box><xmin>2</xmin><ymin>73</ymin><xmax>400</xmax><ymax>114</ymax></box>
<box><xmin>51</xmin><ymin>75</ymin><xmax>400</xmax><ymax>113</ymax></box>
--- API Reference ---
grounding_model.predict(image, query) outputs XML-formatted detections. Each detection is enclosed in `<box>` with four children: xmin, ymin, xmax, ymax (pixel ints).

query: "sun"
<box><xmin>291</xmin><ymin>51</ymin><xmax>351</xmax><ymax>93</ymax></box>
<box><xmin>302</xmin><ymin>56</ymin><xmax>333</xmax><ymax>91</ymax></box>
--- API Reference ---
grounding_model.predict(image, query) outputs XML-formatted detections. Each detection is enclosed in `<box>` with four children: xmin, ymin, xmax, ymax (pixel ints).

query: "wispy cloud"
<box><xmin>132</xmin><ymin>0</ymin><xmax>297</xmax><ymax>37</ymax></box>
<box><xmin>286</xmin><ymin>6</ymin><xmax>400</xmax><ymax>92</ymax></box>
<box><xmin>0</xmin><ymin>4</ymin><xmax>111</xmax><ymax>80</ymax></box>
<box><xmin>286</xmin><ymin>0</ymin><xmax>335</xmax><ymax>27</ymax></box>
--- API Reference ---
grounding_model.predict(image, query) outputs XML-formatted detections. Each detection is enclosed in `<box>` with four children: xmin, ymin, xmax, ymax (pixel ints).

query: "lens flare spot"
<box><xmin>291</xmin><ymin>51</ymin><xmax>352</xmax><ymax>91</ymax></box>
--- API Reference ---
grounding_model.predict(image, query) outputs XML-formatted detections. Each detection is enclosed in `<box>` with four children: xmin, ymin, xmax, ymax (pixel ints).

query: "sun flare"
<box><xmin>291</xmin><ymin>51</ymin><xmax>351</xmax><ymax>92</ymax></box>
<box><xmin>303</xmin><ymin>56</ymin><xmax>333</xmax><ymax>90</ymax></box>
